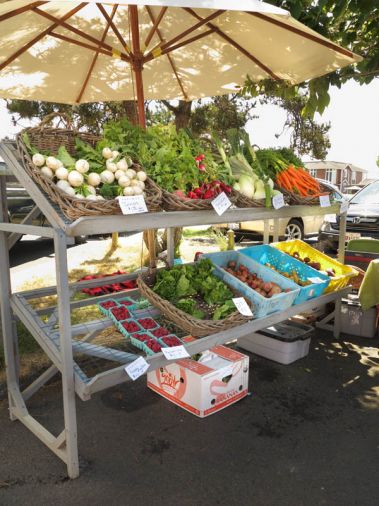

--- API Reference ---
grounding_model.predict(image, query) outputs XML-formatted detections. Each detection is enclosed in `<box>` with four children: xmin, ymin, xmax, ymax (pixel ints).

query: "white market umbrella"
<box><xmin>0</xmin><ymin>0</ymin><xmax>361</xmax><ymax>127</ymax></box>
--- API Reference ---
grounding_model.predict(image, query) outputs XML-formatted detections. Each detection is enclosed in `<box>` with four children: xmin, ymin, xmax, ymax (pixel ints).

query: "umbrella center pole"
<box><xmin>129</xmin><ymin>5</ymin><xmax>155</xmax><ymax>269</ymax></box>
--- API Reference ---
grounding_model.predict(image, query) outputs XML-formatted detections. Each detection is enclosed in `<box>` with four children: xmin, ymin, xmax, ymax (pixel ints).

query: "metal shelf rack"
<box><xmin>0</xmin><ymin>140</ymin><xmax>348</xmax><ymax>478</ymax></box>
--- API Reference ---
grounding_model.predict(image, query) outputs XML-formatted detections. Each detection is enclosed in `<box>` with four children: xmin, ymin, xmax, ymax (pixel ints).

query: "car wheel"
<box><xmin>285</xmin><ymin>219</ymin><xmax>304</xmax><ymax>241</ymax></box>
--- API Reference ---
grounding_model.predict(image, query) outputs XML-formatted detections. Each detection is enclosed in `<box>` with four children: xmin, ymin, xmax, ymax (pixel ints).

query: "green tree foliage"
<box><xmin>243</xmin><ymin>0</ymin><xmax>379</xmax><ymax>117</ymax></box>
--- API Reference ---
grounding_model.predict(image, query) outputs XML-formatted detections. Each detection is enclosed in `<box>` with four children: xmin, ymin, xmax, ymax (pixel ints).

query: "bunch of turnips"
<box><xmin>31</xmin><ymin>146</ymin><xmax>147</xmax><ymax>200</ymax></box>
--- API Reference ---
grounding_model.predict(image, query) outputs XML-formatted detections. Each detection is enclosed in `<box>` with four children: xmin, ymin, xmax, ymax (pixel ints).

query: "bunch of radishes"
<box><xmin>31</xmin><ymin>147</ymin><xmax>147</xmax><ymax>200</ymax></box>
<box><xmin>224</xmin><ymin>261</ymin><xmax>291</xmax><ymax>298</ymax></box>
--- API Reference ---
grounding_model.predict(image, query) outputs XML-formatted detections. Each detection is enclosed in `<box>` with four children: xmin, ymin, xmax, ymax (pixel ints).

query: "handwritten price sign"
<box><xmin>124</xmin><ymin>356</ymin><xmax>150</xmax><ymax>380</ymax></box>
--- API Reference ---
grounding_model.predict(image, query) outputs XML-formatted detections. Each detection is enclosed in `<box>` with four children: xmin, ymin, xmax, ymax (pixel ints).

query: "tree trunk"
<box><xmin>174</xmin><ymin>100</ymin><xmax>192</xmax><ymax>130</ymax></box>
<box><xmin>122</xmin><ymin>100</ymin><xmax>139</xmax><ymax>125</ymax></box>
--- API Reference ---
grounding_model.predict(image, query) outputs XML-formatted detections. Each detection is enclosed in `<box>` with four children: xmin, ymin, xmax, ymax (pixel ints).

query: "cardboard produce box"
<box><xmin>147</xmin><ymin>345</ymin><xmax>249</xmax><ymax>418</ymax></box>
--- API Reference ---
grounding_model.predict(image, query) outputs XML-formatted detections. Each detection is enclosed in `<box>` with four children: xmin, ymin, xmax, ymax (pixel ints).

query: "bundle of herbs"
<box><xmin>152</xmin><ymin>259</ymin><xmax>236</xmax><ymax>320</ymax></box>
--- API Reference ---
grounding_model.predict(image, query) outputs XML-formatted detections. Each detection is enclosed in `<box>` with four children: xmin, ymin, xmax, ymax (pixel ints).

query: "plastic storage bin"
<box><xmin>340</xmin><ymin>294</ymin><xmax>378</xmax><ymax>338</ymax></box>
<box><xmin>238</xmin><ymin>321</ymin><xmax>313</xmax><ymax>364</ymax></box>
<box><xmin>273</xmin><ymin>239</ymin><xmax>357</xmax><ymax>293</ymax></box>
<box><xmin>202</xmin><ymin>251</ymin><xmax>300</xmax><ymax>318</ymax></box>
<box><xmin>239</xmin><ymin>244</ymin><xmax>330</xmax><ymax>304</ymax></box>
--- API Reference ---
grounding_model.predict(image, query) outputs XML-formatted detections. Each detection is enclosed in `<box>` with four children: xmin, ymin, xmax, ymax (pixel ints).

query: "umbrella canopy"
<box><xmin>0</xmin><ymin>0</ymin><xmax>361</xmax><ymax>114</ymax></box>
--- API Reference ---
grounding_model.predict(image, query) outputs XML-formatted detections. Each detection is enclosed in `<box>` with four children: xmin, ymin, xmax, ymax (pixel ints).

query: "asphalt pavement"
<box><xmin>1</xmin><ymin>332</ymin><xmax>379</xmax><ymax>506</ymax></box>
<box><xmin>1</xmin><ymin>235</ymin><xmax>378</xmax><ymax>505</ymax></box>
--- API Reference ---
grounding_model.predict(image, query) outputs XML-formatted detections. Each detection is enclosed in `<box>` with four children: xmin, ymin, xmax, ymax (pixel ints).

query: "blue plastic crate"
<box><xmin>202</xmin><ymin>251</ymin><xmax>300</xmax><ymax>318</ymax></box>
<box><xmin>239</xmin><ymin>245</ymin><xmax>330</xmax><ymax>304</ymax></box>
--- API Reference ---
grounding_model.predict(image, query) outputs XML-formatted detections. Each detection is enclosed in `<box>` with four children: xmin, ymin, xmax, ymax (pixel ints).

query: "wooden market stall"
<box><xmin>0</xmin><ymin>138</ymin><xmax>349</xmax><ymax>478</ymax></box>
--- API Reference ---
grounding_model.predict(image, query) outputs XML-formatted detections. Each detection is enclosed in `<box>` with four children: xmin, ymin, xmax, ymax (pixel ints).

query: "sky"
<box><xmin>0</xmin><ymin>79</ymin><xmax>378</xmax><ymax>176</ymax></box>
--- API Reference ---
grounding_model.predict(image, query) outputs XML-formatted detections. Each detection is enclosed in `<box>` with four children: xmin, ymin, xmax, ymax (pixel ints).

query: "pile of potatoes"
<box><xmin>224</xmin><ymin>261</ymin><xmax>292</xmax><ymax>298</ymax></box>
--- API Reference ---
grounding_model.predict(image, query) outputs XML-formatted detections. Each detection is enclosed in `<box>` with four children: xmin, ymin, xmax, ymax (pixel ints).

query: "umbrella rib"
<box><xmin>248</xmin><ymin>12</ymin><xmax>355</xmax><ymax>59</ymax></box>
<box><xmin>0</xmin><ymin>1</ymin><xmax>47</xmax><ymax>23</ymax></box>
<box><xmin>0</xmin><ymin>3</ymin><xmax>86</xmax><ymax>72</ymax></box>
<box><xmin>76</xmin><ymin>4</ymin><xmax>118</xmax><ymax>103</ymax></box>
<box><xmin>144</xmin><ymin>29</ymin><xmax>215</xmax><ymax>64</ymax></box>
<box><xmin>145</xmin><ymin>5</ymin><xmax>188</xmax><ymax>101</ymax></box>
<box><xmin>183</xmin><ymin>8</ymin><xmax>279</xmax><ymax>81</ymax></box>
<box><xmin>32</xmin><ymin>6</ymin><xmax>131</xmax><ymax>62</ymax></box>
<box><xmin>96</xmin><ymin>3</ymin><xmax>131</xmax><ymax>55</ymax></box>
<box><xmin>144</xmin><ymin>6</ymin><xmax>168</xmax><ymax>51</ymax></box>
<box><xmin>50</xmin><ymin>32</ymin><xmax>128</xmax><ymax>63</ymax></box>
<box><xmin>144</xmin><ymin>9</ymin><xmax>224</xmax><ymax>60</ymax></box>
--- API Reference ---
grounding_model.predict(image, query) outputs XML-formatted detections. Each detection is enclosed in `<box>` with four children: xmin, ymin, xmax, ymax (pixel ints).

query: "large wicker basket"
<box><xmin>137</xmin><ymin>270</ymin><xmax>251</xmax><ymax>337</ymax></box>
<box><xmin>278</xmin><ymin>182</ymin><xmax>331</xmax><ymax>206</ymax></box>
<box><xmin>235</xmin><ymin>193</ymin><xmax>266</xmax><ymax>208</ymax></box>
<box><xmin>161</xmin><ymin>188</ymin><xmax>240</xmax><ymax>212</ymax></box>
<box><xmin>16</xmin><ymin>114</ymin><xmax>162</xmax><ymax>220</ymax></box>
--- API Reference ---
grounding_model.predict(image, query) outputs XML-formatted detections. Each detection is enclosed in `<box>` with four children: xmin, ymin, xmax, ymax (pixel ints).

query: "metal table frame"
<box><xmin>0</xmin><ymin>140</ymin><xmax>347</xmax><ymax>478</ymax></box>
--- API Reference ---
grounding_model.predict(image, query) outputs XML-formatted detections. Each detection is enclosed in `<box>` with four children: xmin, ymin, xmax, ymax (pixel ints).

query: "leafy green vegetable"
<box><xmin>75</xmin><ymin>138</ymin><xmax>104</xmax><ymax>172</ymax></box>
<box><xmin>101</xmin><ymin>119</ymin><xmax>229</xmax><ymax>193</ymax></box>
<box><xmin>57</xmin><ymin>146</ymin><xmax>75</xmax><ymax>168</ymax></box>
<box><xmin>153</xmin><ymin>259</ymin><xmax>236</xmax><ymax>320</ymax></box>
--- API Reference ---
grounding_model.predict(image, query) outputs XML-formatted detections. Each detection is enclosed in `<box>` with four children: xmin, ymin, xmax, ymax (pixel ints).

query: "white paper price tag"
<box><xmin>319</xmin><ymin>195</ymin><xmax>331</xmax><ymax>208</ymax></box>
<box><xmin>308</xmin><ymin>277</ymin><xmax>325</xmax><ymax>284</ymax></box>
<box><xmin>162</xmin><ymin>345</ymin><xmax>190</xmax><ymax>360</ymax></box>
<box><xmin>118</xmin><ymin>195</ymin><xmax>148</xmax><ymax>215</ymax></box>
<box><xmin>340</xmin><ymin>200</ymin><xmax>349</xmax><ymax>214</ymax></box>
<box><xmin>272</xmin><ymin>193</ymin><xmax>285</xmax><ymax>210</ymax></box>
<box><xmin>232</xmin><ymin>297</ymin><xmax>253</xmax><ymax>317</ymax></box>
<box><xmin>211</xmin><ymin>192</ymin><xmax>232</xmax><ymax>216</ymax></box>
<box><xmin>124</xmin><ymin>356</ymin><xmax>149</xmax><ymax>381</ymax></box>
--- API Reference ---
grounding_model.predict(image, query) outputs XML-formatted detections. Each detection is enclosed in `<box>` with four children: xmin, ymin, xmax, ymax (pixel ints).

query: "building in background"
<box><xmin>304</xmin><ymin>161</ymin><xmax>367</xmax><ymax>192</ymax></box>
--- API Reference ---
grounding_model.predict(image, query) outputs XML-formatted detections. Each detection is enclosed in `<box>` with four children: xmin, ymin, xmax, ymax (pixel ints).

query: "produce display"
<box><xmin>151</xmin><ymin>327</ymin><xmax>170</xmax><ymax>338</ymax></box>
<box><xmin>265</xmin><ymin>264</ymin><xmax>312</xmax><ymax>287</ymax></box>
<box><xmin>24</xmin><ymin>118</ymin><xmax>328</xmax><ymax>209</ymax></box>
<box><xmin>110</xmin><ymin>306</ymin><xmax>131</xmax><ymax>321</ymax></box>
<box><xmin>101</xmin><ymin>119</ymin><xmax>234</xmax><ymax>201</ymax></box>
<box><xmin>137</xmin><ymin>318</ymin><xmax>159</xmax><ymax>330</ymax></box>
<box><xmin>152</xmin><ymin>259</ymin><xmax>238</xmax><ymax>320</ymax></box>
<box><xmin>120</xmin><ymin>320</ymin><xmax>142</xmax><ymax>333</ymax></box>
<box><xmin>290</xmin><ymin>252</ymin><xmax>336</xmax><ymax>277</ymax></box>
<box><xmin>131</xmin><ymin>332</ymin><xmax>150</xmax><ymax>343</ymax></box>
<box><xmin>161</xmin><ymin>335</ymin><xmax>183</xmax><ymax>347</ymax></box>
<box><xmin>24</xmin><ymin>133</ymin><xmax>148</xmax><ymax>200</ymax></box>
<box><xmin>99</xmin><ymin>300</ymin><xmax>117</xmax><ymax>310</ymax></box>
<box><xmin>276</xmin><ymin>165</ymin><xmax>326</xmax><ymax>198</ymax></box>
<box><xmin>145</xmin><ymin>339</ymin><xmax>163</xmax><ymax>353</ymax></box>
<box><xmin>224</xmin><ymin>261</ymin><xmax>291</xmax><ymax>298</ymax></box>
<box><xmin>215</xmin><ymin>129</ymin><xmax>279</xmax><ymax>206</ymax></box>
<box><xmin>79</xmin><ymin>271</ymin><xmax>137</xmax><ymax>297</ymax></box>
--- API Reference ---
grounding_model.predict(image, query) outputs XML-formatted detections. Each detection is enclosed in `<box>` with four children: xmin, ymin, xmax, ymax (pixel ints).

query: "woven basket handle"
<box><xmin>36</xmin><ymin>112</ymin><xmax>73</xmax><ymax>130</ymax></box>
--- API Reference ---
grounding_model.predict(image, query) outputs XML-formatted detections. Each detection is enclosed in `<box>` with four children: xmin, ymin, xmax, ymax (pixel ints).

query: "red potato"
<box><xmin>268</xmin><ymin>286</ymin><xmax>282</xmax><ymax>297</ymax></box>
<box><xmin>263</xmin><ymin>282</ymin><xmax>273</xmax><ymax>293</ymax></box>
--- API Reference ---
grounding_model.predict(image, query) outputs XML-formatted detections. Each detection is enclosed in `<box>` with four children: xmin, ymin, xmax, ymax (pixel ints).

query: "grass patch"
<box><xmin>182</xmin><ymin>227</ymin><xmax>213</xmax><ymax>238</ymax></box>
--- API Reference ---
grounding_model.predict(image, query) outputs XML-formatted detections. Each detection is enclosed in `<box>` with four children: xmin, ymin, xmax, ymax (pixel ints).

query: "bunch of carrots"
<box><xmin>276</xmin><ymin>165</ymin><xmax>324</xmax><ymax>197</ymax></box>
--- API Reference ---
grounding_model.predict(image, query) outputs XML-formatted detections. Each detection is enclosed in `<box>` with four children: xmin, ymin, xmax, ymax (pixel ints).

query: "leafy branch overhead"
<box><xmin>243</xmin><ymin>0</ymin><xmax>379</xmax><ymax>118</ymax></box>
